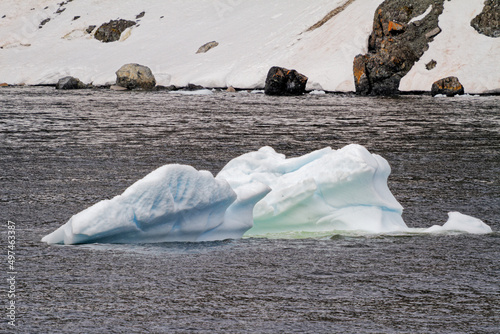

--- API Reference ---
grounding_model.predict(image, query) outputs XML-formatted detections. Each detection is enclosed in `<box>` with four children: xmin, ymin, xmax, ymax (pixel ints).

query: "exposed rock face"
<box><xmin>115</xmin><ymin>64</ymin><xmax>156</xmax><ymax>90</ymax></box>
<box><xmin>196</xmin><ymin>41</ymin><xmax>219</xmax><ymax>54</ymax></box>
<box><xmin>264</xmin><ymin>66</ymin><xmax>308</xmax><ymax>96</ymax></box>
<box><xmin>471</xmin><ymin>0</ymin><xmax>500</xmax><ymax>38</ymax></box>
<box><xmin>354</xmin><ymin>0</ymin><xmax>445</xmax><ymax>95</ymax></box>
<box><xmin>94</xmin><ymin>19</ymin><xmax>136</xmax><ymax>43</ymax></box>
<box><xmin>56</xmin><ymin>76</ymin><xmax>86</xmax><ymax>90</ymax></box>
<box><xmin>431</xmin><ymin>76</ymin><xmax>464</xmax><ymax>96</ymax></box>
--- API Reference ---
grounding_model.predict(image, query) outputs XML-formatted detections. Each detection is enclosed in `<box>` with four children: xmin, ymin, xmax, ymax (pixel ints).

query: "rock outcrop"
<box><xmin>196</xmin><ymin>41</ymin><xmax>219</xmax><ymax>54</ymax></box>
<box><xmin>115</xmin><ymin>64</ymin><xmax>156</xmax><ymax>90</ymax></box>
<box><xmin>354</xmin><ymin>0</ymin><xmax>445</xmax><ymax>95</ymax></box>
<box><xmin>431</xmin><ymin>76</ymin><xmax>464</xmax><ymax>96</ymax></box>
<box><xmin>471</xmin><ymin>0</ymin><xmax>499</xmax><ymax>38</ymax></box>
<box><xmin>264</xmin><ymin>66</ymin><xmax>308</xmax><ymax>96</ymax></box>
<box><xmin>94</xmin><ymin>19</ymin><xmax>136</xmax><ymax>43</ymax></box>
<box><xmin>56</xmin><ymin>76</ymin><xmax>87</xmax><ymax>90</ymax></box>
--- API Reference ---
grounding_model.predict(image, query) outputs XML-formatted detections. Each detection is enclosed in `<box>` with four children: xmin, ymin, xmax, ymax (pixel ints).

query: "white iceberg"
<box><xmin>425</xmin><ymin>212</ymin><xmax>492</xmax><ymax>234</ymax></box>
<box><xmin>43</xmin><ymin>144</ymin><xmax>411</xmax><ymax>244</ymax></box>
<box><xmin>42</xmin><ymin>164</ymin><xmax>270</xmax><ymax>244</ymax></box>
<box><xmin>45</xmin><ymin>145</ymin><xmax>491</xmax><ymax>245</ymax></box>
<box><xmin>216</xmin><ymin>144</ymin><xmax>408</xmax><ymax>235</ymax></box>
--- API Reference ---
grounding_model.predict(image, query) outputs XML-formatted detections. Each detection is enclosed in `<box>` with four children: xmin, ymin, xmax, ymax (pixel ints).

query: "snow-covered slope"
<box><xmin>400</xmin><ymin>0</ymin><xmax>500</xmax><ymax>94</ymax></box>
<box><xmin>0</xmin><ymin>0</ymin><xmax>498</xmax><ymax>92</ymax></box>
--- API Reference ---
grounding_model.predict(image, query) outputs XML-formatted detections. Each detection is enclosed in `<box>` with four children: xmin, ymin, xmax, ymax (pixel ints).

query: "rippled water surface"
<box><xmin>1</xmin><ymin>87</ymin><xmax>499</xmax><ymax>333</ymax></box>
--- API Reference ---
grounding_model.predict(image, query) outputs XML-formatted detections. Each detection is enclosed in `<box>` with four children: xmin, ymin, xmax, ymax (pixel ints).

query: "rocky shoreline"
<box><xmin>2</xmin><ymin>0</ymin><xmax>497</xmax><ymax>96</ymax></box>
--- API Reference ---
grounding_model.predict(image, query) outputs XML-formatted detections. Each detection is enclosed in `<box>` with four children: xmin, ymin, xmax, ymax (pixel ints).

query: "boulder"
<box><xmin>471</xmin><ymin>0</ymin><xmax>499</xmax><ymax>38</ymax></box>
<box><xmin>153</xmin><ymin>85</ymin><xmax>177</xmax><ymax>91</ymax></box>
<box><xmin>0</xmin><ymin>83</ymin><xmax>8</xmax><ymax>87</ymax></box>
<box><xmin>226</xmin><ymin>86</ymin><xmax>236</xmax><ymax>93</ymax></box>
<box><xmin>94</xmin><ymin>19</ymin><xmax>136</xmax><ymax>43</ymax></box>
<box><xmin>431</xmin><ymin>76</ymin><xmax>464</xmax><ymax>97</ymax></box>
<box><xmin>116</xmin><ymin>64</ymin><xmax>156</xmax><ymax>90</ymax></box>
<box><xmin>185</xmin><ymin>83</ymin><xmax>204</xmax><ymax>91</ymax></box>
<box><xmin>56</xmin><ymin>76</ymin><xmax>87</xmax><ymax>90</ymax></box>
<box><xmin>264</xmin><ymin>66</ymin><xmax>308</xmax><ymax>96</ymax></box>
<box><xmin>196</xmin><ymin>41</ymin><xmax>219</xmax><ymax>54</ymax></box>
<box><xmin>425</xmin><ymin>59</ymin><xmax>437</xmax><ymax>70</ymax></box>
<box><xmin>354</xmin><ymin>0</ymin><xmax>445</xmax><ymax>95</ymax></box>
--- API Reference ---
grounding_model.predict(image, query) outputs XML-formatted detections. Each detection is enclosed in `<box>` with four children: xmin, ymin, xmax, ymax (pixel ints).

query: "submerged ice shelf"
<box><xmin>42</xmin><ymin>145</ymin><xmax>492</xmax><ymax>245</ymax></box>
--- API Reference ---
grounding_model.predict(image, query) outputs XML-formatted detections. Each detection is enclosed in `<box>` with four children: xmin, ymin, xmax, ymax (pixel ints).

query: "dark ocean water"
<box><xmin>1</xmin><ymin>87</ymin><xmax>499</xmax><ymax>333</ymax></box>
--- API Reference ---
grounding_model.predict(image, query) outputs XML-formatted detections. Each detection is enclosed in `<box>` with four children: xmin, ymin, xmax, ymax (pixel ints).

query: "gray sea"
<box><xmin>1</xmin><ymin>87</ymin><xmax>499</xmax><ymax>333</ymax></box>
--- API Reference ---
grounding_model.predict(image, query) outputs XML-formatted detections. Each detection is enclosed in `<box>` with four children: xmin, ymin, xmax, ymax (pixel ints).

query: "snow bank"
<box><xmin>217</xmin><ymin>144</ymin><xmax>408</xmax><ymax>235</ymax></box>
<box><xmin>425</xmin><ymin>212</ymin><xmax>493</xmax><ymax>234</ymax></box>
<box><xmin>0</xmin><ymin>0</ymin><xmax>379</xmax><ymax>90</ymax></box>
<box><xmin>42</xmin><ymin>164</ymin><xmax>269</xmax><ymax>244</ymax></box>
<box><xmin>400</xmin><ymin>0</ymin><xmax>500</xmax><ymax>94</ymax></box>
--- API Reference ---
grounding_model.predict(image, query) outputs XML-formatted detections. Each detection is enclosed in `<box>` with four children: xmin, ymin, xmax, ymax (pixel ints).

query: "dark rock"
<box><xmin>94</xmin><ymin>19</ymin><xmax>136</xmax><ymax>43</ymax></box>
<box><xmin>73</xmin><ymin>16</ymin><xmax>80</xmax><ymax>21</ymax></box>
<box><xmin>116</xmin><ymin>63</ymin><xmax>156</xmax><ymax>90</ymax></box>
<box><xmin>136</xmin><ymin>12</ymin><xmax>145</xmax><ymax>19</ymax></box>
<box><xmin>56</xmin><ymin>76</ymin><xmax>87</xmax><ymax>90</ymax></box>
<box><xmin>264</xmin><ymin>66</ymin><xmax>308</xmax><ymax>96</ymax></box>
<box><xmin>153</xmin><ymin>85</ymin><xmax>177</xmax><ymax>91</ymax></box>
<box><xmin>56</xmin><ymin>7</ymin><xmax>66</xmax><ymax>14</ymax></box>
<box><xmin>354</xmin><ymin>0</ymin><xmax>445</xmax><ymax>95</ymax></box>
<box><xmin>431</xmin><ymin>76</ymin><xmax>464</xmax><ymax>97</ymax></box>
<box><xmin>426</xmin><ymin>59</ymin><xmax>437</xmax><ymax>70</ymax></box>
<box><xmin>86</xmin><ymin>25</ymin><xmax>96</xmax><ymax>34</ymax></box>
<box><xmin>39</xmin><ymin>18</ymin><xmax>50</xmax><ymax>28</ymax></box>
<box><xmin>196</xmin><ymin>41</ymin><xmax>219</xmax><ymax>54</ymax></box>
<box><xmin>185</xmin><ymin>83</ymin><xmax>205</xmax><ymax>91</ymax></box>
<box><xmin>471</xmin><ymin>0</ymin><xmax>499</xmax><ymax>38</ymax></box>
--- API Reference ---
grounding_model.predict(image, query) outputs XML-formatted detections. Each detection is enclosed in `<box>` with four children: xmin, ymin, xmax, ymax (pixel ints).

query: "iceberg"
<box><xmin>216</xmin><ymin>144</ymin><xmax>408</xmax><ymax>235</ymax></box>
<box><xmin>425</xmin><ymin>212</ymin><xmax>493</xmax><ymax>234</ymax></box>
<box><xmin>46</xmin><ymin>145</ymin><xmax>493</xmax><ymax>245</ymax></box>
<box><xmin>42</xmin><ymin>164</ymin><xmax>270</xmax><ymax>244</ymax></box>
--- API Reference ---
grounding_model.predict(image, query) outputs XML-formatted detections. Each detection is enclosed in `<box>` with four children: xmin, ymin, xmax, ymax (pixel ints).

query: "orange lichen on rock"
<box><xmin>388</xmin><ymin>21</ymin><xmax>405</xmax><ymax>33</ymax></box>
<box><xmin>353</xmin><ymin>55</ymin><xmax>368</xmax><ymax>84</ymax></box>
